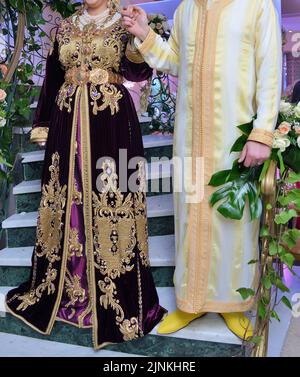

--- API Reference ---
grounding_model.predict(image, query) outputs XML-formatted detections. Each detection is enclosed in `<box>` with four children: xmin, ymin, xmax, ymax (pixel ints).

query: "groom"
<box><xmin>122</xmin><ymin>0</ymin><xmax>282</xmax><ymax>338</ymax></box>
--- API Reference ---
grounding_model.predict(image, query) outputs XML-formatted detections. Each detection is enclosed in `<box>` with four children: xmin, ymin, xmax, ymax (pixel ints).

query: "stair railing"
<box><xmin>3</xmin><ymin>12</ymin><xmax>25</xmax><ymax>84</ymax></box>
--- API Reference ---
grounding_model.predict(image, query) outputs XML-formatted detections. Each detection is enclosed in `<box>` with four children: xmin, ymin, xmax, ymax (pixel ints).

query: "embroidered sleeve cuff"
<box><xmin>247</xmin><ymin>128</ymin><xmax>274</xmax><ymax>147</ymax></box>
<box><xmin>135</xmin><ymin>28</ymin><xmax>157</xmax><ymax>56</ymax></box>
<box><xmin>125</xmin><ymin>39</ymin><xmax>145</xmax><ymax>64</ymax></box>
<box><xmin>30</xmin><ymin>126</ymin><xmax>49</xmax><ymax>143</ymax></box>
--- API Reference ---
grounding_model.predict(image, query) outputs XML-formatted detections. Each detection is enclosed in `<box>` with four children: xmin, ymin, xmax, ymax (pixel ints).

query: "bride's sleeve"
<box><xmin>30</xmin><ymin>32</ymin><xmax>65</xmax><ymax>144</ymax></box>
<box><xmin>120</xmin><ymin>36</ymin><xmax>153</xmax><ymax>82</ymax></box>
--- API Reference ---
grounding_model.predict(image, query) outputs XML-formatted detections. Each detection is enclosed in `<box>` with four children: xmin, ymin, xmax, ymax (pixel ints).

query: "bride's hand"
<box><xmin>121</xmin><ymin>6</ymin><xmax>150</xmax><ymax>41</ymax></box>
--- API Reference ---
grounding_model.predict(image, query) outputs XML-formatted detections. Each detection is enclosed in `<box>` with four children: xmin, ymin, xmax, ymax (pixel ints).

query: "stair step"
<box><xmin>0</xmin><ymin>286</ymin><xmax>241</xmax><ymax>350</ymax></box>
<box><xmin>13</xmin><ymin>160</ymin><xmax>173</xmax><ymax>196</ymax></box>
<box><xmin>0</xmin><ymin>235</ymin><xmax>175</xmax><ymax>267</ymax></box>
<box><xmin>19</xmin><ymin>134</ymin><xmax>173</xmax><ymax>164</ymax></box>
<box><xmin>0</xmin><ymin>332</ymin><xmax>141</xmax><ymax>357</ymax></box>
<box><xmin>3</xmin><ymin>194</ymin><xmax>174</xmax><ymax>230</ymax></box>
<box><xmin>13</xmin><ymin>180</ymin><xmax>41</xmax><ymax>195</ymax></box>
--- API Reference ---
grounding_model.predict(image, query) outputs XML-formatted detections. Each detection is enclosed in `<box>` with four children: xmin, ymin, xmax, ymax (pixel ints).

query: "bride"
<box><xmin>6</xmin><ymin>0</ymin><xmax>166</xmax><ymax>350</ymax></box>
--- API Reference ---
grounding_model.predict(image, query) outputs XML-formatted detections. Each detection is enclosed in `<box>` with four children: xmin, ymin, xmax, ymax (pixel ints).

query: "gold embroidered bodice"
<box><xmin>56</xmin><ymin>13</ymin><xmax>130</xmax><ymax>115</ymax></box>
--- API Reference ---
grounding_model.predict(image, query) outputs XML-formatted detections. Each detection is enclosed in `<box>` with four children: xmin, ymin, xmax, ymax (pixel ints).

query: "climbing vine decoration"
<box><xmin>0</xmin><ymin>0</ymin><xmax>81</xmax><ymax>236</ymax></box>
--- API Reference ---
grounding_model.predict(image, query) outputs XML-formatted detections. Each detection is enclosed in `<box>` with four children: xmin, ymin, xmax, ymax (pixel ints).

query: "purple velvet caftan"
<box><xmin>6</xmin><ymin>11</ymin><xmax>166</xmax><ymax>349</ymax></box>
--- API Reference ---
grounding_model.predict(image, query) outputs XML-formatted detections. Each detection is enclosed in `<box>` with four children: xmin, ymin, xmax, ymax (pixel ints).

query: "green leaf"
<box><xmin>260</xmin><ymin>225</ymin><xmax>270</xmax><ymax>237</ymax></box>
<box><xmin>208</xmin><ymin>170</ymin><xmax>232</xmax><ymax>187</ymax></box>
<box><xmin>275</xmin><ymin>209</ymin><xmax>298</xmax><ymax>225</ymax></box>
<box><xmin>271</xmin><ymin>310</ymin><xmax>281</xmax><ymax>322</ymax></box>
<box><xmin>282</xmin><ymin>229</ymin><xmax>300</xmax><ymax>249</ymax></box>
<box><xmin>278</xmin><ymin>189</ymin><xmax>300</xmax><ymax>206</ymax></box>
<box><xmin>248</xmin><ymin>259</ymin><xmax>259</xmax><ymax>265</ymax></box>
<box><xmin>217</xmin><ymin>191</ymin><xmax>246</xmax><ymax>220</ymax></box>
<box><xmin>236</xmin><ymin>287</ymin><xmax>255</xmax><ymax>300</ymax></box>
<box><xmin>281</xmin><ymin>296</ymin><xmax>293</xmax><ymax>310</ymax></box>
<box><xmin>288</xmin><ymin>171</ymin><xmax>300</xmax><ymax>184</ymax></box>
<box><xmin>262</xmin><ymin>275</ymin><xmax>272</xmax><ymax>290</ymax></box>
<box><xmin>237</xmin><ymin>120</ymin><xmax>254</xmax><ymax>136</ymax></box>
<box><xmin>277</xmin><ymin>150</ymin><xmax>285</xmax><ymax>175</ymax></box>
<box><xmin>248</xmin><ymin>181</ymin><xmax>263</xmax><ymax>221</ymax></box>
<box><xmin>281</xmin><ymin>253</ymin><xmax>295</xmax><ymax>269</ymax></box>
<box><xmin>275</xmin><ymin>279</ymin><xmax>290</xmax><ymax>293</ymax></box>
<box><xmin>250</xmin><ymin>336</ymin><xmax>262</xmax><ymax>345</ymax></box>
<box><xmin>259</xmin><ymin>158</ymin><xmax>271</xmax><ymax>182</ymax></box>
<box><xmin>209</xmin><ymin>183</ymin><xmax>232</xmax><ymax>207</ymax></box>
<box><xmin>230</xmin><ymin>134</ymin><xmax>248</xmax><ymax>153</ymax></box>
<box><xmin>282</xmin><ymin>145</ymin><xmax>300</xmax><ymax>174</ymax></box>
<box><xmin>269</xmin><ymin>239</ymin><xmax>278</xmax><ymax>256</ymax></box>
<box><xmin>258</xmin><ymin>301</ymin><xmax>267</xmax><ymax>319</ymax></box>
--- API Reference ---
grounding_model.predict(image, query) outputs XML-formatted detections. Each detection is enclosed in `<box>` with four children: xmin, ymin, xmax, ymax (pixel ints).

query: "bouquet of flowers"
<box><xmin>209</xmin><ymin>102</ymin><xmax>300</xmax><ymax>221</ymax></box>
<box><xmin>274</xmin><ymin>100</ymin><xmax>300</xmax><ymax>173</ymax></box>
<box><xmin>147</xmin><ymin>14</ymin><xmax>171</xmax><ymax>40</ymax></box>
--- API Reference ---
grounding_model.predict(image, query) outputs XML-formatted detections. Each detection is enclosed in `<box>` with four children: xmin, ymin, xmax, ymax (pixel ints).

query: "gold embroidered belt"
<box><xmin>65</xmin><ymin>67</ymin><xmax>124</xmax><ymax>86</ymax></box>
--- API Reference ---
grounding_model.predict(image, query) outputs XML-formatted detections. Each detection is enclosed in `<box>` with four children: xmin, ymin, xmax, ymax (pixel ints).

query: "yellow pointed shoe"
<box><xmin>157</xmin><ymin>309</ymin><xmax>206</xmax><ymax>334</ymax></box>
<box><xmin>220</xmin><ymin>312</ymin><xmax>253</xmax><ymax>340</ymax></box>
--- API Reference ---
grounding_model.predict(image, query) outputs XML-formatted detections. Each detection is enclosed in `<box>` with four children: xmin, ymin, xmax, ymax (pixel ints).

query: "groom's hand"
<box><xmin>238</xmin><ymin>141</ymin><xmax>271</xmax><ymax>168</ymax></box>
<box><xmin>121</xmin><ymin>6</ymin><xmax>150</xmax><ymax>41</ymax></box>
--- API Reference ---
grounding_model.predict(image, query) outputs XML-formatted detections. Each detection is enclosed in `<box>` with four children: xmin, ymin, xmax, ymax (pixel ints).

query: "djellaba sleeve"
<box><xmin>30</xmin><ymin>31</ymin><xmax>65</xmax><ymax>143</ymax></box>
<box><xmin>133</xmin><ymin>6</ymin><xmax>181</xmax><ymax>77</ymax></box>
<box><xmin>247</xmin><ymin>0</ymin><xmax>282</xmax><ymax>147</ymax></box>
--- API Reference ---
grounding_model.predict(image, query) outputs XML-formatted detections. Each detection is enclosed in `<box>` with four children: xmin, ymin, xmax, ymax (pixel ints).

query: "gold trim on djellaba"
<box><xmin>178</xmin><ymin>0</ymin><xmax>244</xmax><ymax>314</ymax></box>
<box><xmin>248</xmin><ymin>128</ymin><xmax>274</xmax><ymax>147</ymax></box>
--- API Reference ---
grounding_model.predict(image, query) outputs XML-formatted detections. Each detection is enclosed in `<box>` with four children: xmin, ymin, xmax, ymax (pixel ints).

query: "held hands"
<box><xmin>121</xmin><ymin>6</ymin><xmax>150</xmax><ymax>41</ymax></box>
<box><xmin>238</xmin><ymin>141</ymin><xmax>271</xmax><ymax>168</ymax></box>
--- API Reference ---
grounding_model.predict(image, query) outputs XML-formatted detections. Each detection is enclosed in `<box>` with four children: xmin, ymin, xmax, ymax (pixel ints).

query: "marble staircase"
<box><xmin>0</xmin><ymin>115</ymin><xmax>244</xmax><ymax>357</ymax></box>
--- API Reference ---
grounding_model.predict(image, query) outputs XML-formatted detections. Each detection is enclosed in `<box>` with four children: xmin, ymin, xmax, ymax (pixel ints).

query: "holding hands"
<box><xmin>121</xmin><ymin>6</ymin><xmax>150</xmax><ymax>41</ymax></box>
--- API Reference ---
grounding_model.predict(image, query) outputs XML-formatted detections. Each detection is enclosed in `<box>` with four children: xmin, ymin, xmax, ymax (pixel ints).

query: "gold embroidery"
<box><xmin>68</xmin><ymin>227</ymin><xmax>83</xmax><ymax>259</ymax></box>
<box><xmin>92</xmin><ymin>160</ymin><xmax>136</xmax><ymax>279</ymax></box>
<box><xmin>125</xmin><ymin>38</ymin><xmax>144</xmax><ymax>64</ymax></box>
<box><xmin>36</xmin><ymin>152</ymin><xmax>67</xmax><ymax>263</ymax></box>
<box><xmin>135</xmin><ymin>161</ymin><xmax>150</xmax><ymax>267</ymax></box>
<box><xmin>16</xmin><ymin>266</ymin><xmax>57</xmax><ymax>311</ymax></box>
<box><xmin>90</xmin><ymin>83</ymin><xmax>123</xmax><ymax>116</ymax></box>
<box><xmin>65</xmin><ymin>270</ymin><xmax>86</xmax><ymax>308</ymax></box>
<box><xmin>16</xmin><ymin>152</ymin><xmax>67</xmax><ymax>312</ymax></box>
<box><xmin>56</xmin><ymin>16</ymin><xmax>128</xmax><ymax>116</ymax></box>
<box><xmin>72</xmin><ymin>181</ymin><xmax>82</xmax><ymax>205</ymax></box>
<box><xmin>57</xmin><ymin>82</ymin><xmax>76</xmax><ymax>113</ymax></box>
<box><xmin>30</xmin><ymin>127</ymin><xmax>49</xmax><ymax>143</ymax></box>
<box><xmin>99</xmin><ymin>277</ymin><xmax>139</xmax><ymax>341</ymax></box>
<box><xmin>93</xmin><ymin>159</ymin><xmax>149</xmax><ymax>340</ymax></box>
<box><xmin>119</xmin><ymin>318</ymin><xmax>139</xmax><ymax>341</ymax></box>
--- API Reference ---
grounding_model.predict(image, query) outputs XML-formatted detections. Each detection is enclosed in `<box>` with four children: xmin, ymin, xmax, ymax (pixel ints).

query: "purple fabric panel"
<box><xmin>57</xmin><ymin>106</ymin><xmax>92</xmax><ymax>327</ymax></box>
